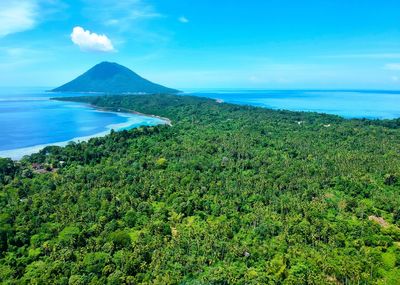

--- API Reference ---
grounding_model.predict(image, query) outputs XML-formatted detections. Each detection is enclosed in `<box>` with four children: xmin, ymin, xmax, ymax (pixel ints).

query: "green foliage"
<box><xmin>108</xmin><ymin>230</ymin><xmax>131</xmax><ymax>249</ymax></box>
<box><xmin>1</xmin><ymin>94</ymin><xmax>400</xmax><ymax>284</ymax></box>
<box><xmin>0</xmin><ymin>158</ymin><xmax>17</xmax><ymax>184</ymax></box>
<box><xmin>83</xmin><ymin>252</ymin><xmax>111</xmax><ymax>275</ymax></box>
<box><xmin>155</xmin><ymin>157</ymin><xmax>168</xmax><ymax>169</ymax></box>
<box><xmin>58</xmin><ymin>226</ymin><xmax>81</xmax><ymax>246</ymax></box>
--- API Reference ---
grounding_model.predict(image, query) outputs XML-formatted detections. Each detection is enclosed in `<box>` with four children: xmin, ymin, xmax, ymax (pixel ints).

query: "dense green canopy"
<box><xmin>1</xmin><ymin>94</ymin><xmax>399</xmax><ymax>284</ymax></box>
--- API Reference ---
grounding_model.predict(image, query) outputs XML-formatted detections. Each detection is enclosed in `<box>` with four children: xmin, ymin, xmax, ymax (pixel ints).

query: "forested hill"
<box><xmin>1</xmin><ymin>94</ymin><xmax>400</xmax><ymax>284</ymax></box>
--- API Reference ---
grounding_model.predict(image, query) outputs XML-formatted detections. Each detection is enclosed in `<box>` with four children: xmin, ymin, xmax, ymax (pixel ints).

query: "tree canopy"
<box><xmin>1</xmin><ymin>94</ymin><xmax>399</xmax><ymax>284</ymax></box>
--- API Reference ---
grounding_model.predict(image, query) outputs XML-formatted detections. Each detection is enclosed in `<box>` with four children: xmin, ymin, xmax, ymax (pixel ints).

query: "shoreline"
<box><xmin>50</xmin><ymin>97</ymin><xmax>173</xmax><ymax>126</ymax></box>
<box><xmin>0</xmin><ymin>108</ymin><xmax>169</xmax><ymax>161</ymax></box>
<box><xmin>91</xmin><ymin>105</ymin><xmax>173</xmax><ymax>127</ymax></box>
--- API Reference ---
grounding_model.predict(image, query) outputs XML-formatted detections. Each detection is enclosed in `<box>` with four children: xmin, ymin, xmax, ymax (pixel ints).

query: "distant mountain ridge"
<box><xmin>51</xmin><ymin>62</ymin><xmax>179</xmax><ymax>94</ymax></box>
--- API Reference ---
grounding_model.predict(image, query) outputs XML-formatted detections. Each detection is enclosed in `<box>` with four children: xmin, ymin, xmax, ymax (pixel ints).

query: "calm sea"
<box><xmin>188</xmin><ymin>89</ymin><xmax>400</xmax><ymax>120</ymax></box>
<box><xmin>0</xmin><ymin>88</ymin><xmax>164</xmax><ymax>159</ymax></box>
<box><xmin>1</xmin><ymin>88</ymin><xmax>399</xmax><ymax>159</ymax></box>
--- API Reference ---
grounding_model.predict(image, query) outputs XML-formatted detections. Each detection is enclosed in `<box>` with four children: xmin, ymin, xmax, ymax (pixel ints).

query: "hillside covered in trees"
<box><xmin>1</xmin><ymin>94</ymin><xmax>400</xmax><ymax>284</ymax></box>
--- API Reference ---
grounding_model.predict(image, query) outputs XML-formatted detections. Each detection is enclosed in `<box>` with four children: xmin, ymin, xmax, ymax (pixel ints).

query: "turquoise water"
<box><xmin>188</xmin><ymin>90</ymin><xmax>400</xmax><ymax>120</ymax></box>
<box><xmin>0</xmin><ymin>88</ymin><xmax>164</xmax><ymax>159</ymax></box>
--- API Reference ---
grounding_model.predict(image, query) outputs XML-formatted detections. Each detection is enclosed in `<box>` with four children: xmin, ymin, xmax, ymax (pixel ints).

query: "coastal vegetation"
<box><xmin>1</xmin><ymin>94</ymin><xmax>400</xmax><ymax>284</ymax></box>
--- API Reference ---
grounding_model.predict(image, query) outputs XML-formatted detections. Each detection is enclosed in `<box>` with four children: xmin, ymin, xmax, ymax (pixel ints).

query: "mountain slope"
<box><xmin>51</xmin><ymin>62</ymin><xmax>179</xmax><ymax>94</ymax></box>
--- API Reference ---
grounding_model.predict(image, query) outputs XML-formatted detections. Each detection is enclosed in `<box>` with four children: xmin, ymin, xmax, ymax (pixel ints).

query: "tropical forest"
<box><xmin>1</xmin><ymin>94</ymin><xmax>400</xmax><ymax>284</ymax></box>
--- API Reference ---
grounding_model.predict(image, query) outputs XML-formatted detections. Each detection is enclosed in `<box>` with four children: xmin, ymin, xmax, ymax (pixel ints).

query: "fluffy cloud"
<box><xmin>0</xmin><ymin>0</ymin><xmax>38</xmax><ymax>37</ymax></box>
<box><xmin>178</xmin><ymin>16</ymin><xmax>189</xmax><ymax>23</ymax></box>
<box><xmin>71</xmin><ymin>26</ymin><xmax>115</xmax><ymax>52</ymax></box>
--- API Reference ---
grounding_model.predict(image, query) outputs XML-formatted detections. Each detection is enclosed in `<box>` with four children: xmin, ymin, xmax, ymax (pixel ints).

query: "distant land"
<box><xmin>51</xmin><ymin>62</ymin><xmax>180</xmax><ymax>94</ymax></box>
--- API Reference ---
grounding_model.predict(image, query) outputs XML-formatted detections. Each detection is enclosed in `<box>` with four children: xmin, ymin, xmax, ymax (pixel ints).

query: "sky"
<box><xmin>1</xmin><ymin>0</ymin><xmax>400</xmax><ymax>90</ymax></box>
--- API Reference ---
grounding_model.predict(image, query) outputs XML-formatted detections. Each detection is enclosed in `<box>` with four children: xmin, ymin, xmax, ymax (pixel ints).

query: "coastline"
<box><xmin>49</xmin><ymin>96</ymin><xmax>173</xmax><ymax>126</ymax></box>
<box><xmin>91</xmin><ymin>105</ymin><xmax>173</xmax><ymax>127</ymax></box>
<box><xmin>0</xmin><ymin>109</ymin><xmax>169</xmax><ymax>160</ymax></box>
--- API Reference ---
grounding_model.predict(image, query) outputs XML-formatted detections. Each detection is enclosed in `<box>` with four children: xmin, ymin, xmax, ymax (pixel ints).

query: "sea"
<box><xmin>0</xmin><ymin>87</ymin><xmax>165</xmax><ymax>160</ymax></box>
<box><xmin>1</xmin><ymin>88</ymin><xmax>400</xmax><ymax>160</ymax></box>
<box><xmin>188</xmin><ymin>89</ymin><xmax>400</xmax><ymax>120</ymax></box>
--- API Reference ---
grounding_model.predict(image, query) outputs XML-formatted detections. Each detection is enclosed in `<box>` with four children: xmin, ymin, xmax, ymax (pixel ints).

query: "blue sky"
<box><xmin>1</xmin><ymin>0</ymin><xmax>400</xmax><ymax>89</ymax></box>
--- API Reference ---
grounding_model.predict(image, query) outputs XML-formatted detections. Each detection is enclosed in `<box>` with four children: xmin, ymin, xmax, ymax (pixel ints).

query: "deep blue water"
<box><xmin>187</xmin><ymin>89</ymin><xmax>400</xmax><ymax>120</ymax></box>
<box><xmin>0</xmin><ymin>88</ymin><xmax>164</xmax><ymax>159</ymax></box>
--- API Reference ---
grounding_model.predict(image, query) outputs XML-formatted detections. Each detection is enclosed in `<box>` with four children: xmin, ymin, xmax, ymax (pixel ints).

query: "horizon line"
<box><xmin>1</xmin><ymin>86</ymin><xmax>400</xmax><ymax>93</ymax></box>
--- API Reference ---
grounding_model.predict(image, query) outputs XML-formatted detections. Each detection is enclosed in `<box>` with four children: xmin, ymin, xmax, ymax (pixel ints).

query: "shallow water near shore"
<box><xmin>0</xmin><ymin>88</ymin><xmax>165</xmax><ymax>159</ymax></box>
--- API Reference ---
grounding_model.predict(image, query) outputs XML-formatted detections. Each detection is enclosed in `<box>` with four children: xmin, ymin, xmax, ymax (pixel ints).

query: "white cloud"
<box><xmin>71</xmin><ymin>26</ymin><xmax>115</xmax><ymax>52</ymax></box>
<box><xmin>178</xmin><ymin>16</ymin><xmax>189</xmax><ymax>23</ymax></box>
<box><xmin>0</xmin><ymin>0</ymin><xmax>65</xmax><ymax>38</ymax></box>
<box><xmin>391</xmin><ymin>76</ymin><xmax>400</xmax><ymax>82</ymax></box>
<box><xmin>84</xmin><ymin>0</ymin><xmax>162</xmax><ymax>28</ymax></box>
<box><xmin>0</xmin><ymin>0</ymin><xmax>38</xmax><ymax>37</ymax></box>
<box><xmin>82</xmin><ymin>0</ymin><xmax>167</xmax><ymax>44</ymax></box>
<box><xmin>384</xmin><ymin>63</ymin><xmax>400</xmax><ymax>71</ymax></box>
